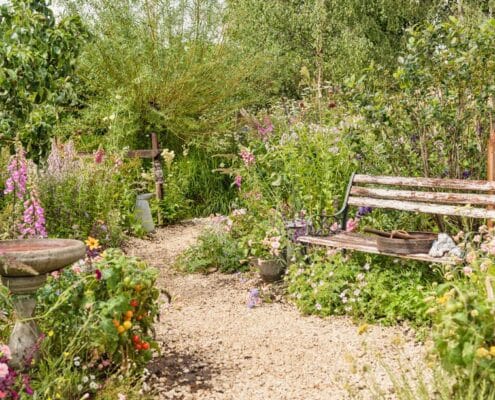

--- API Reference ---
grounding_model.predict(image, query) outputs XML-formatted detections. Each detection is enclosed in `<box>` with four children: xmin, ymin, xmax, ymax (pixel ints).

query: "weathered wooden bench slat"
<box><xmin>350</xmin><ymin>187</ymin><xmax>495</xmax><ymax>205</ymax></box>
<box><xmin>348</xmin><ymin>196</ymin><xmax>495</xmax><ymax>219</ymax></box>
<box><xmin>298</xmin><ymin>233</ymin><xmax>459</xmax><ymax>265</ymax></box>
<box><xmin>296</xmin><ymin>173</ymin><xmax>495</xmax><ymax>264</ymax></box>
<box><xmin>354</xmin><ymin>174</ymin><xmax>495</xmax><ymax>192</ymax></box>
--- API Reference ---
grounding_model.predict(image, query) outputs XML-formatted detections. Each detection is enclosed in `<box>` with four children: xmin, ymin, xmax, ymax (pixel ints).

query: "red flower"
<box><xmin>95</xmin><ymin>269</ymin><xmax>102</xmax><ymax>280</ymax></box>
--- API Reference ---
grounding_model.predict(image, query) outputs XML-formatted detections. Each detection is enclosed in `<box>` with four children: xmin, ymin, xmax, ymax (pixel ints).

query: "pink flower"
<box><xmin>118</xmin><ymin>393</ymin><xmax>127</xmax><ymax>400</ymax></box>
<box><xmin>330</xmin><ymin>222</ymin><xmax>339</xmax><ymax>232</ymax></box>
<box><xmin>466</xmin><ymin>251</ymin><xmax>477</xmax><ymax>264</ymax></box>
<box><xmin>94</xmin><ymin>148</ymin><xmax>105</xmax><ymax>164</ymax></box>
<box><xmin>4</xmin><ymin>146</ymin><xmax>28</xmax><ymax>199</ymax></box>
<box><xmin>0</xmin><ymin>345</ymin><xmax>11</xmax><ymax>361</ymax></box>
<box><xmin>0</xmin><ymin>390</ymin><xmax>6</xmax><ymax>398</ymax></box>
<box><xmin>234</xmin><ymin>175</ymin><xmax>242</xmax><ymax>188</ymax></box>
<box><xmin>463</xmin><ymin>266</ymin><xmax>473</xmax><ymax>276</ymax></box>
<box><xmin>0</xmin><ymin>363</ymin><xmax>8</xmax><ymax>379</ymax></box>
<box><xmin>71</xmin><ymin>265</ymin><xmax>82</xmax><ymax>274</ymax></box>
<box><xmin>50</xmin><ymin>270</ymin><xmax>60</xmax><ymax>279</ymax></box>
<box><xmin>240</xmin><ymin>149</ymin><xmax>255</xmax><ymax>167</ymax></box>
<box><xmin>346</xmin><ymin>218</ymin><xmax>359</xmax><ymax>232</ymax></box>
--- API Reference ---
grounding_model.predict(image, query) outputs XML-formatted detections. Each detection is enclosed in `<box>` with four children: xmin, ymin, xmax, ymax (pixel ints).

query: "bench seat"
<box><xmin>297</xmin><ymin>232</ymin><xmax>460</xmax><ymax>265</ymax></box>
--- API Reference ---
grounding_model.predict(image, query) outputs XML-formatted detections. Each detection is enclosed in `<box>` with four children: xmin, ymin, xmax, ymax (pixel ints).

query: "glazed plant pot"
<box><xmin>257</xmin><ymin>258</ymin><xmax>285</xmax><ymax>283</ymax></box>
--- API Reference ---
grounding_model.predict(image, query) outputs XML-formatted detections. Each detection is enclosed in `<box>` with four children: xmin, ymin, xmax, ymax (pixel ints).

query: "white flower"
<box><xmin>357</xmin><ymin>273</ymin><xmax>365</xmax><ymax>281</ymax></box>
<box><xmin>82</xmin><ymin>376</ymin><xmax>89</xmax><ymax>383</ymax></box>
<box><xmin>353</xmin><ymin>289</ymin><xmax>361</xmax><ymax>296</ymax></box>
<box><xmin>328</xmin><ymin>271</ymin><xmax>334</xmax><ymax>277</ymax></box>
<box><xmin>89</xmin><ymin>381</ymin><xmax>98</xmax><ymax>390</ymax></box>
<box><xmin>342</xmin><ymin>297</ymin><xmax>348</xmax><ymax>304</ymax></box>
<box><xmin>232</xmin><ymin>208</ymin><xmax>247</xmax><ymax>217</ymax></box>
<box><xmin>77</xmin><ymin>385</ymin><xmax>83</xmax><ymax>391</ymax></box>
<box><xmin>363</xmin><ymin>263</ymin><xmax>370</xmax><ymax>271</ymax></box>
<box><xmin>315</xmin><ymin>303</ymin><xmax>322</xmax><ymax>311</ymax></box>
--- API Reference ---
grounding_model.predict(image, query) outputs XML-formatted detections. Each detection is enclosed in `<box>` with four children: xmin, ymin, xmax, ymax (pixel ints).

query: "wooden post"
<box><xmin>151</xmin><ymin>132</ymin><xmax>164</xmax><ymax>226</ymax></box>
<box><xmin>488</xmin><ymin>116</ymin><xmax>495</xmax><ymax>229</ymax></box>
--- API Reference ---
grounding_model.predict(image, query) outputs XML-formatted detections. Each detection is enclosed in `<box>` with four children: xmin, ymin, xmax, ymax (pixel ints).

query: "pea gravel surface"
<box><xmin>124</xmin><ymin>218</ymin><xmax>430</xmax><ymax>400</ymax></box>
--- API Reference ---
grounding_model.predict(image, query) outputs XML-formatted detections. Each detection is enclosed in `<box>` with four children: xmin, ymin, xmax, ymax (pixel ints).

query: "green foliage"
<box><xmin>177</xmin><ymin>227</ymin><xmax>246</xmax><ymax>273</ymax></box>
<box><xmin>157</xmin><ymin>147</ymin><xmax>236</xmax><ymax>223</ymax></box>
<box><xmin>287</xmin><ymin>251</ymin><xmax>438</xmax><ymax>327</ymax></box>
<box><xmin>233</xmin><ymin>105</ymin><xmax>357</xmax><ymax>220</ymax></box>
<box><xmin>425</xmin><ymin>227</ymin><xmax>495</xmax><ymax>397</ymax></box>
<box><xmin>34</xmin><ymin>249</ymin><xmax>160</xmax><ymax>397</ymax></box>
<box><xmin>56</xmin><ymin>0</ymin><xmax>269</xmax><ymax>147</ymax></box>
<box><xmin>343</xmin><ymin>17</ymin><xmax>495</xmax><ymax>181</ymax></box>
<box><xmin>225</xmin><ymin>0</ymin><xmax>462</xmax><ymax>96</ymax></box>
<box><xmin>0</xmin><ymin>0</ymin><xmax>88</xmax><ymax>157</ymax></box>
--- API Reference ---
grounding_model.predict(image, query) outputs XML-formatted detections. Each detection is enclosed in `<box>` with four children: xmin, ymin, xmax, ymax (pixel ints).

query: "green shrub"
<box><xmin>233</xmin><ymin>107</ymin><xmax>357</xmax><ymax>219</ymax></box>
<box><xmin>287</xmin><ymin>250</ymin><xmax>439</xmax><ymax>327</ymax></box>
<box><xmin>177</xmin><ymin>227</ymin><xmax>246</xmax><ymax>274</ymax></box>
<box><xmin>36</xmin><ymin>141</ymin><xmax>142</xmax><ymax>245</ymax></box>
<box><xmin>32</xmin><ymin>249</ymin><xmax>160</xmax><ymax>398</ymax></box>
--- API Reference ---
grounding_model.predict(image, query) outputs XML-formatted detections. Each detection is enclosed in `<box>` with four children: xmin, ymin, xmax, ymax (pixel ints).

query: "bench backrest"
<box><xmin>348</xmin><ymin>174</ymin><xmax>495</xmax><ymax>219</ymax></box>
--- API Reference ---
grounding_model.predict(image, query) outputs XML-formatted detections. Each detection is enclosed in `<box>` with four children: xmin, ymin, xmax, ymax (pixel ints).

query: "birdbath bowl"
<box><xmin>0</xmin><ymin>239</ymin><xmax>86</xmax><ymax>367</ymax></box>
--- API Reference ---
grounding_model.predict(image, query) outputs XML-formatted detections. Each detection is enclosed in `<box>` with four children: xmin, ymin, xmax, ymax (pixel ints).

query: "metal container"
<box><xmin>135</xmin><ymin>193</ymin><xmax>155</xmax><ymax>233</ymax></box>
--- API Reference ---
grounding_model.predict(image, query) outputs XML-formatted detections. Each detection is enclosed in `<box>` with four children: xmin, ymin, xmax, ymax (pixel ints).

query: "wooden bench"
<box><xmin>297</xmin><ymin>173</ymin><xmax>495</xmax><ymax>264</ymax></box>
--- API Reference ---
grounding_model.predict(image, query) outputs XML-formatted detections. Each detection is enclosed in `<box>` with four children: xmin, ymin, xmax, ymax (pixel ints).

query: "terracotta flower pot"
<box><xmin>257</xmin><ymin>258</ymin><xmax>285</xmax><ymax>283</ymax></box>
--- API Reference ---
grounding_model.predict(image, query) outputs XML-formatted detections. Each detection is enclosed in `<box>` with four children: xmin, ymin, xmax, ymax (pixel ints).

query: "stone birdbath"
<box><xmin>0</xmin><ymin>239</ymin><xmax>86</xmax><ymax>367</ymax></box>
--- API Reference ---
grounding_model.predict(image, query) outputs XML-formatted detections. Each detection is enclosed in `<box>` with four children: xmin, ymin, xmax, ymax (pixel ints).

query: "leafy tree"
<box><xmin>0</xmin><ymin>0</ymin><xmax>87</xmax><ymax>157</ymax></box>
<box><xmin>225</xmin><ymin>0</ymin><xmax>495</xmax><ymax>96</ymax></box>
<box><xmin>55</xmin><ymin>0</ymin><xmax>272</xmax><ymax>149</ymax></box>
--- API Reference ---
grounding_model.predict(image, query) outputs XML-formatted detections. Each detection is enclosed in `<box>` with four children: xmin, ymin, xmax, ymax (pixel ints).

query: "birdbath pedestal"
<box><xmin>0</xmin><ymin>239</ymin><xmax>86</xmax><ymax>367</ymax></box>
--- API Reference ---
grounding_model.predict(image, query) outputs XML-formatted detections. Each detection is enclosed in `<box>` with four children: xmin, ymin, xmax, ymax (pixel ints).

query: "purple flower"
<box><xmin>247</xmin><ymin>288</ymin><xmax>261</xmax><ymax>308</ymax></box>
<box><xmin>4</xmin><ymin>147</ymin><xmax>28</xmax><ymax>199</ymax></box>
<box><xmin>256</xmin><ymin>116</ymin><xmax>274</xmax><ymax>140</ymax></box>
<box><xmin>356</xmin><ymin>206</ymin><xmax>373</xmax><ymax>218</ymax></box>
<box><xmin>462</xmin><ymin>170</ymin><xmax>471</xmax><ymax>179</ymax></box>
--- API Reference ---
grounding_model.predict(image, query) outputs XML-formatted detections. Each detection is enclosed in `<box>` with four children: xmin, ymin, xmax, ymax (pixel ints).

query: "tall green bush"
<box><xmin>0</xmin><ymin>0</ymin><xmax>87</xmax><ymax>157</ymax></box>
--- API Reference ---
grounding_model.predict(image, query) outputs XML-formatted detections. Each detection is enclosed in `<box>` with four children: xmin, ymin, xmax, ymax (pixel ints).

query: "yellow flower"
<box><xmin>85</xmin><ymin>236</ymin><xmax>100</xmax><ymax>250</ymax></box>
<box><xmin>437</xmin><ymin>294</ymin><xmax>449</xmax><ymax>304</ymax></box>
<box><xmin>48</xmin><ymin>330</ymin><xmax>54</xmax><ymax>337</ymax></box>
<box><xmin>476</xmin><ymin>347</ymin><xmax>491</xmax><ymax>358</ymax></box>
<box><xmin>357</xmin><ymin>323</ymin><xmax>369</xmax><ymax>335</ymax></box>
<box><xmin>489</xmin><ymin>346</ymin><xmax>495</xmax><ymax>356</ymax></box>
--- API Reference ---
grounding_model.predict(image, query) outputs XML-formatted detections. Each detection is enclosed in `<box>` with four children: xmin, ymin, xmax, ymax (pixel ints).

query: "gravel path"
<box><xmin>124</xmin><ymin>219</ymin><xmax>428</xmax><ymax>400</ymax></box>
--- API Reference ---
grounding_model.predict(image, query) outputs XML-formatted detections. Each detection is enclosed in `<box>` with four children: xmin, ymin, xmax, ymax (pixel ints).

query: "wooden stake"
<box><xmin>488</xmin><ymin>116</ymin><xmax>495</xmax><ymax>229</ymax></box>
<box><xmin>151</xmin><ymin>132</ymin><xmax>164</xmax><ymax>226</ymax></box>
